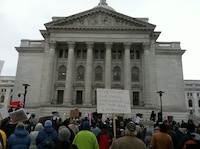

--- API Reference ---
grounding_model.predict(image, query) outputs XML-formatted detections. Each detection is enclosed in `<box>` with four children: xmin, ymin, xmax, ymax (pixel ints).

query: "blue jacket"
<box><xmin>36</xmin><ymin>126</ymin><xmax>58</xmax><ymax>149</ymax></box>
<box><xmin>8</xmin><ymin>128</ymin><xmax>30</xmax><ymax>149</ymax></box>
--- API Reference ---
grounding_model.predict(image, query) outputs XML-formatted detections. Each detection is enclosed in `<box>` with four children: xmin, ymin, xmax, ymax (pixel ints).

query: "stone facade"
<box><xmin>0</xmin><ymin>76</ymin><xmax>15</xmax><ymax>108</ymax></box>
<box><xmin>12</xmin><ymin>2</ymin><xmax>188</xmax><ymax>121</ymax></box>
<box><xmin>184</xmin><ymin>80</ymin><xmax>200</xmax><ymax>117</ymax></box>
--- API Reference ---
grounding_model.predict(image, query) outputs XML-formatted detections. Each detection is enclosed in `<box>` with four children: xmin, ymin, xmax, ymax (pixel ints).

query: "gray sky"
<box><xmin>0</xmin><ymin>0</ymin><xmax>200</xmax><ymax>80</ymax></box>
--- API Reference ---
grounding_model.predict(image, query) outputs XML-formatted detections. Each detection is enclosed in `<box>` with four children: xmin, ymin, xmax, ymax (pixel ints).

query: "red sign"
<box><xmin>10</xmin><ymin>101</ymin><xmax>23</xmax><ymax>108</ymax></box>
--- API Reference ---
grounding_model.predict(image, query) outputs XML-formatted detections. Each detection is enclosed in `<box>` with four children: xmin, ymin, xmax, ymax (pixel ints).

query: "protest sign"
<box><xmin>9</xmin><ymin>108</ymin><xmax>28</xmax><ymax>123</ymax></box>
<box><xmin>0</xmin><ymin>107</ymin><xmax>9</xmax><ymax>121</ymax></box>
<box><xmin>97</xmin><ymin>89</ymin><xmax>131</xmax><ymax>114</ymax></box>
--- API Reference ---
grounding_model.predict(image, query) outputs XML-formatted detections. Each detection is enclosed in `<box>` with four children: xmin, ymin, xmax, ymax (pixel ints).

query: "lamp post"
<box><xmin>22</xmin><ymin>84</ymin><xmax>30</xmax><ymax>108</ymax></box>
<box><xmin>157</xmin><ymin>90</ymin><xmax>164</xmax><ymax>122</ymax></box>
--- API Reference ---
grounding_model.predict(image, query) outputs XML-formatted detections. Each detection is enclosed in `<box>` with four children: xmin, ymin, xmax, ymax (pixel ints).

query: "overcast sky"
<box><xmin>0</xmin><ymin>0</ymin><xmax>200</xmax><ymax>80</ymax></box>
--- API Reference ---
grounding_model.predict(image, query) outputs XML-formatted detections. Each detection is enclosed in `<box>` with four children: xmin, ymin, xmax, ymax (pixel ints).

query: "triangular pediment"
<box><xmin>45</xmin><ymin>7</ymin><xmax>155</xmax><ymax>31</ymax></box>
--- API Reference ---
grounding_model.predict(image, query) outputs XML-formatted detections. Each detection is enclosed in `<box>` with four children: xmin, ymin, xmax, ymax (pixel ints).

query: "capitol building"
<box><xmin>2</xmin><ymin>0</ymin><xmax>191</xmax><ymax>121</ymax></box>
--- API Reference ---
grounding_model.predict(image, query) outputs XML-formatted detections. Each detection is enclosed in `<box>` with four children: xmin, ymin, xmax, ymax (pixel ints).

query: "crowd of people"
<box><xmin>0</xmin><ymin>112</ymin><xmax>200</xmax><ymax>149</ymax></box>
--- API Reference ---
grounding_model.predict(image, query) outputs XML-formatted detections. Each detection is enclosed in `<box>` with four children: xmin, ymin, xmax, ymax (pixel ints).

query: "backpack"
<box><xmin>41</xmin><ymin>131</ymin><xmax>55</xmax><ymax>148</ymax></box>
<box><xmin>183</xmin><ymin>139</ymin><xmax>200</xmax><ymax>149</ymax></box>
<box><xmin>0</xmin><ymin>133</ymin><xmax>4</xmax><ymax>149</ymax></box>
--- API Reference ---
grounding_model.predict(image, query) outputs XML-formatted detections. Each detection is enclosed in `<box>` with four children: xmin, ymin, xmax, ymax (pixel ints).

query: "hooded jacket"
<box><xmin>36</xmin><ymin>126</ymin><xmax>58</xmax><ymax>149</ymax></box>
<box><xmin>8</xmin><ymin>128</ymin><xmax>30</xmax><ymax>149</ymax></box>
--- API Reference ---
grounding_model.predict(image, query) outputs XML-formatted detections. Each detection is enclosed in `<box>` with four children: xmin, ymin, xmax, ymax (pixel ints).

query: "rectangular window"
<box><xmin>77</xmin><ymin>50</ymin><xmax>81</xmax><ymax>58</ymax></box>
<box><xmin>130</xmin><ymin>50</ymin><xmax>134</xmax><ymax>59</ymax></box>
<box><xmin>57</xmin><ymin>90</ymin><xmax>64</xmax><ymax>104</ymax></box>
<box><xmin>59</xmin><ymin>49</ymin><xmax>63</xmax><ymax>58</ymax></box>
<box><xmin>187</xmin><ymin>92</ymin><xmax>193</xmax><ymax>97</ymax></box>
<box><xmin>133</xmin><ymin>92</ymin><xmax>139</xmax><ymax>106</ymax></box>
<box><xmin>136</xmin><ymin>50</ymin><xmax>140</xmax><ymax>59</ymax></box>
<box><xmin>64</xmin><ymin>49</ymin><xmax>68</xmax><ymax>58</ymax></box>
<box><xmin>100</xmin><ymin>50</ymin><xmax>104</xmax><ymax>59</ymax></box>
<box><xmin>76</xmin><ymin>91</ymin><xmax>83</xmax><ymax>104</ymax></box>
<box><xmin>197</xmin><ymin>93</ymin><xmax>200</xmax><ymax>97</ymax></box>
<box><xmin>112</xmin><ymin>50</ymin><xmax>116</xmax><ymax>59</ymax></box>
<box><xmin>82</xmin><ymin>49</ymin><xmax>87</xmax><ymax>59</ymax></box>
<box><xmin>94</xmin><ymin>50</ymin><xmax>99</xmax><ymax>59</ymax></box>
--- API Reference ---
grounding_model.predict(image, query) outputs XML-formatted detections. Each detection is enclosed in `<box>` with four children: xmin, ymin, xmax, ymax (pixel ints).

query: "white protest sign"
<box><xmin>0</xmin><ymin>107</ymin><xmax>9</xmax><ymax>121</ymax></box>
<box><xmin>97</xmin><ymin>89</ymin><xmax>131</xmax><ymax>114</ymax></box>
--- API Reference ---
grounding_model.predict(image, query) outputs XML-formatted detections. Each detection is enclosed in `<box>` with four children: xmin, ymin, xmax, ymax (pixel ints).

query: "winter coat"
<box><xmin>36</xmin><ymin>126</ymin><xmax>58</xmax><ymax>149</ymax></box>
<box><xmin>109</xmin><ymin>135</ymin><xmax>146</xmax><ymax>149</ymax></box>
<box><xmin>0</xmin><ymin>129</ymin><xmax>7</xmax><ymax>149</ymax></box>
<box><xmin>144</xmin><ymin>130</ymin><xmax>153</xmax><ymax>149</ymax></box>
<box><xmin>8</xmin><ymin>128</ymin><xmax>31</xmax><ymax>149</ymax></box>
<box><xmin>150</xmin><ymin>132</ymin><xmax>174</xmax><ymax>149</ymax></box>
<box><xmin>29</xmin><ymin>123</ymin><xmax>43</xmax><ymax>149</ymax></box>
<box><xmin>73</xmin><ymin>130</ymin><xmax>99</xmax><ymax>149</ymax></box>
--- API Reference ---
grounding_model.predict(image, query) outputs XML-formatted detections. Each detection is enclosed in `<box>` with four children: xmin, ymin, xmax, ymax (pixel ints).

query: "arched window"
<box><xmin>0</xmin><ymin>95</ymin><xmax>5</xmax><ymax>102</ymax></box>
<box><xmin>58</xmin><ymin>65</ymin><xmax>66</xmax><ymax>80</ymax></box>
<box><xmin>77</xmin><ymin>66</ymin><xmax>85</xmax><ymax>81</ymax></box>
<box><xmin>132</xmin><ymin>67</ymin><xmax>139</xmax><ymax>82</ymax></box>
<box><xmin>113</xmin><ymin>66</ymin><xmax>121</xmax><ymax>82</ymax></box>
<box><xmin>95</xmin><ymin>66</ymin><xmax>103</xmax><ymax>81</ymax></box>
<box><xmin>188</xmin><ymin>99</ymin><xmax>193</xmax><ymax>107</ymax></box>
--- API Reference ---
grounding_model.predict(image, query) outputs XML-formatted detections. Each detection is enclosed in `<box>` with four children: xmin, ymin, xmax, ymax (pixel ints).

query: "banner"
<box><xmin>10</xmin><ymin>101</ymin><xmax>23</xmax><ymax>108</ymax></box>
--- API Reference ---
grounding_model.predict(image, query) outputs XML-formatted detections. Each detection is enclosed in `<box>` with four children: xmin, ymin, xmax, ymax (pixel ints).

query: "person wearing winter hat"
<box><xmin>29</xmin><ymin>123</ymin><xmax>43</xmax><ymax>149</ymax></box>
<box><xmin>58</xmin><ymin>128</ymin><xmax>78</xmax><ymax>149</ymax></box>
<box><xmin>73</xmin><ymin>121</ymin><xmax>99</xmax><ymax>149</ymax></box>
<box><xmin>8</xmin><ymin>122</ymin><xmax>31</xmax><ymax>149</ymax></box>
<box><xmin>109</xmin><ymin>121</ymin><xmax>146</xmax><ymax>149</ymax></box>
<box><xmin>36</xmin><ymin>120</ymin><xmax>58</xmax><ymax>149</ymax></box>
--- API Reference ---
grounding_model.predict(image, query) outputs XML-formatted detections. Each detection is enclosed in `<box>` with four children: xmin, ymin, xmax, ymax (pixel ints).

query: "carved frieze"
<box><xmin>46</xmin><ymin>9</ymin><xmax>155</xmax><ymax>30</ymax></box>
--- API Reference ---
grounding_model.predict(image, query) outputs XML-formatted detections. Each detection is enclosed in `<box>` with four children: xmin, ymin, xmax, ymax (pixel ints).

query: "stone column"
<box><xmin>143</xmin><ymin>43</ymin><xmax>152</xmax><ymax>106</ymax></box>
<box><xmin>84</xmin><ymin>42</ymin><xmax>94</xmax><ymax>105</ymax></box>
<box><xmin>123</xmin><ymin>42</ymin><xmax>132</xmax><ymax>103</ymax></box>
<box><xmin>4</xmin><ymin>88</ymin><xmax>11</xmax><ymax>107</ymax></box>
<box><xmin>105</xmin><ymin>42</ymin><xmax>113</xmax><ymax>89</ymax></box>
<box><xmin>42</xmin><ymin>41</ymin><xmax>56</xmax><ymax>104</ymax></box>
<box><xmin>63</xmin><ymin>42</ymin><xmax>75</xmax><ymax>105</ymax></box>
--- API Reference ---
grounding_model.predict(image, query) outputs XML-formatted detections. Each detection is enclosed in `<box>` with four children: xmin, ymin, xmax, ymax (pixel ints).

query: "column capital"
<box><xmin>123</xmin><ymin>42</ymin><xmax>132</xmax><ymax>49</ymax></box>
<box><xmin>105</xmin><ymin>42</ymin><xmax>113</xmax><ymax>49</ymax></box>
<box><xmin>86</xmin><ymin>41</ymin><xmax>94</xmax><ymax>49</ymax></box>
<box><xmin>49</xmin><ymin>41</ymin><xmax>57</xmax><ymax>49</ymax></box>
<box><xmin>143</xmin><ymin>42</ymin><xmax>150</xmax><ymax>50</ymax></box>
<box><xmin>67</xmin><ymin>41</ymin><xmax>75</xmax><ymax>49</ymax></box>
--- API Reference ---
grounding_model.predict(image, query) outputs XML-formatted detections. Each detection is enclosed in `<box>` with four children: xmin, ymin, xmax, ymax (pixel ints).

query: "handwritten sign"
<box><xmin>97</xmin><ymin>89</ymin><xmax>131</xmax><ymax>114</ymax></box>
<box><xmin>9</xmin><ymin>108</ymin><xmax>28</xmax><ymax>123</ymax></box>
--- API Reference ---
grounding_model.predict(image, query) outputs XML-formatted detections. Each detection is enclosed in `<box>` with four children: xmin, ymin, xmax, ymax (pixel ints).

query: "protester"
<box><xmin>29</xmin><ymin>123</ymin><xmax>43</xmax><ymax>149</ymax></box>
<box><xmin>144</xmin><ymin>130</ymin><xmax>153</xmax><ymax>149</ymax></box>
<box><xmin>92</xmin><ymin>123</ymin><xmax>101</xmax><ymax>137</ymax></box>
<box><xmin>36</xmin><ymin>120</ymin><xmax>58</xmax><ymax>149</ymax></box>
<box><xmin>178</xmin><ymin>122</ymin><xmax>200</xmax><ymax>149</ymax></box>
<box><xmin>8</xmin><ymin>122</ymin><xmax>31</xmax><ymax>149</ymax></box>
<box><xmin>68</xmin><ymin>119</ymin><xmax>79</xmax><ymax>135</ymax></box>
<box><xmin>109</xmin><ymin>121</ymin><xmax>146</xmax><ymax>149</ymax></box>
<box><xmin>73</xmin><ymin>121</ymin><xmax>99</xmax><ymax>149</ymax></box>
<box><xmin>58</xmin><ymin>127</ymin><xmax>78</xmax><ymax>149</ymax></box>
<box><xmin>0</xmin><ymin>128</ymin><xmax>7</xmax><ymax>149</ymax></box>
<box><xmin>97</xmin><ymin>123</ymin><xmax>113</xmax><ymax>149</ymax></box>
<box><xmin>150</xmin><ymin>111</ymin><xmax>156</xmax><ymax>122</ymax></box>
<box><xmin>150</xmin><ymin>123</ymin><xmax>174</xmax><ymax>149</ymax></box>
